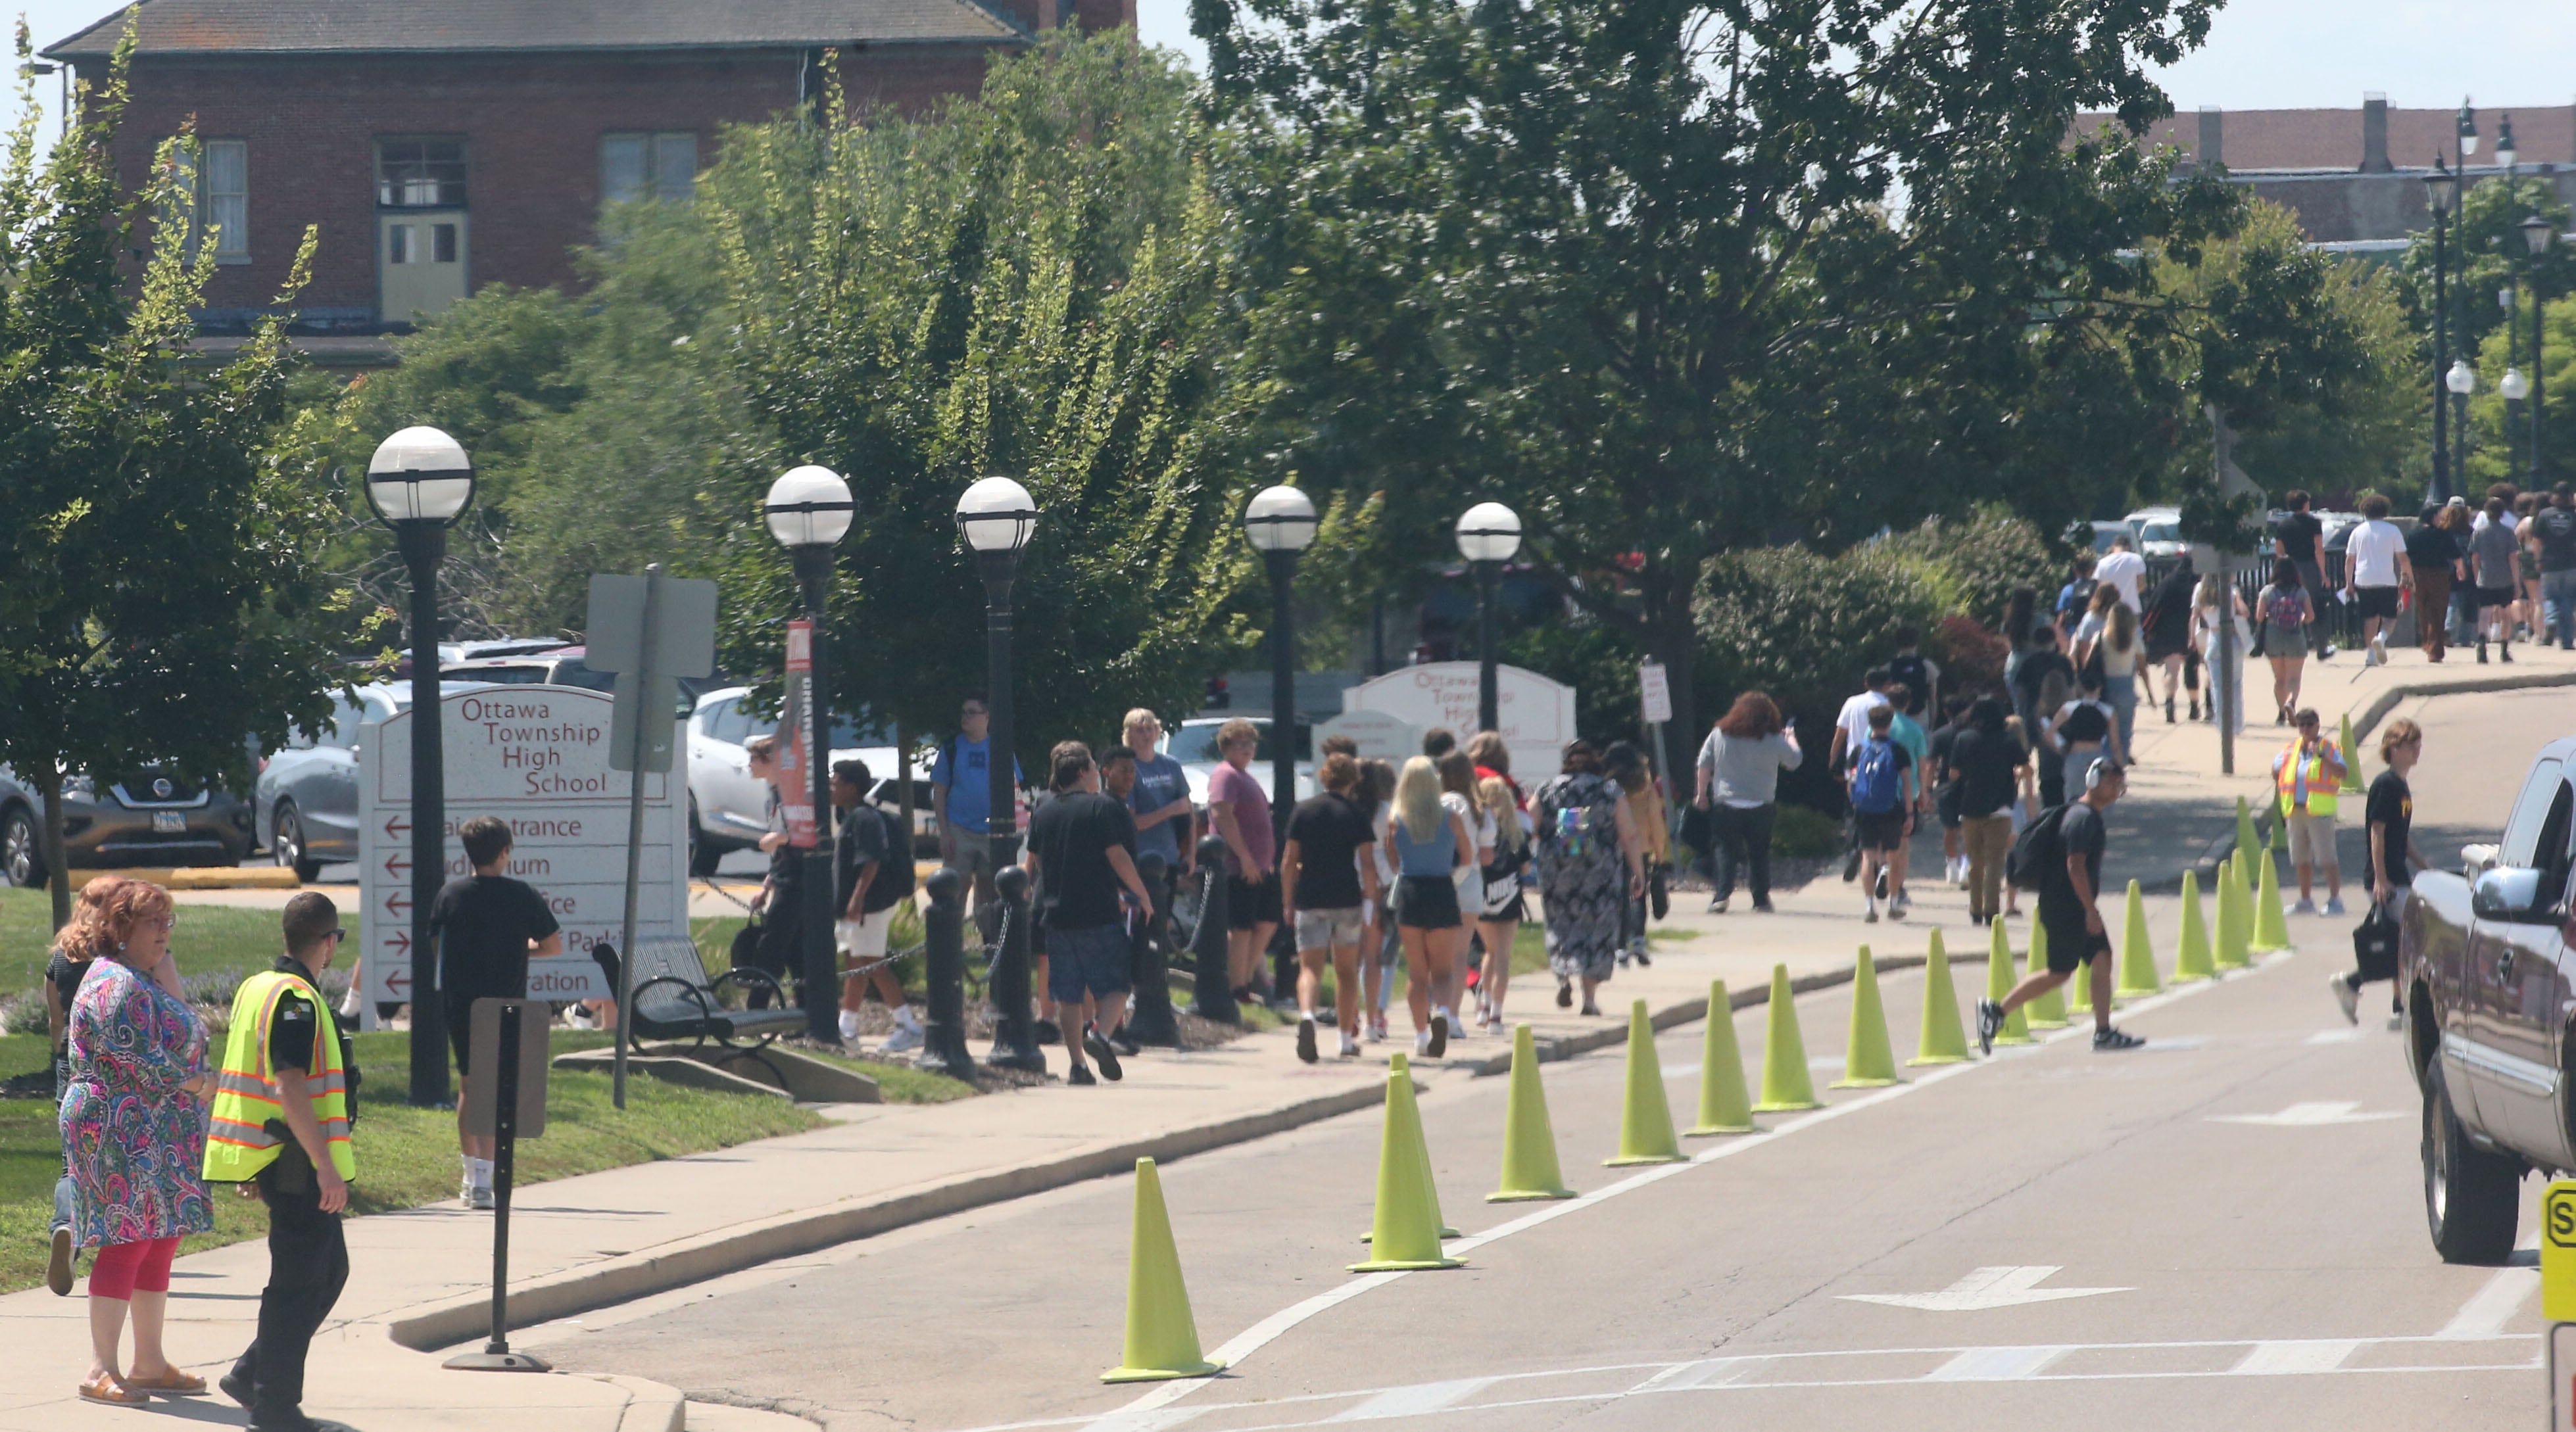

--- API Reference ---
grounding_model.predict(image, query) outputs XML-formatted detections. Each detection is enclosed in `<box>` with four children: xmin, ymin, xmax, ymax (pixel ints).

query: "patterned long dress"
<box><xmin>1531</xmin><ymin>772</ymin><xmax>1627</xmax><ymax>983</ymax></box>
<box><xmin>59</xmin><ymin>957</ymin><xmax>213</xmax><ymax>1251</ymax></box>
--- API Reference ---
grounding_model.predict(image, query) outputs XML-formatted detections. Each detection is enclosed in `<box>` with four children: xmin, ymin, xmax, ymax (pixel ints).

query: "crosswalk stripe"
<box><xmin>1322</xmin><ymin>1379</ymin><xmax>1495</xmax><ymax>1421</ymax></box>
<box><xmin>1924</xmin><ymin>1345</ymin><xmax>2071</xmax><ymax>1381</ymax></box>
<box><xmin>2228</xmin><ymin>1340</ymin><xmax>2361</xmax><ymax>1375</ymax></box>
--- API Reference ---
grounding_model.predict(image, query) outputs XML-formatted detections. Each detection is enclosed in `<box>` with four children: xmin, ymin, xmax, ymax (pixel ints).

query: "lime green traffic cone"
<box><xmin>2214</xmin><ymin>855</ymin><xmax>2252</xmax><ymax>970</ymax></box>
<box><xmin>2114</xmin><ymin>880</ymin><xmax>2162</xmax><ymax>999</ymax></box>
<box><xmin>1488</xmin><ymin>1024</ymin><xmax>1577</xmax><ymax>1201</ymax></box>
<box><xmin>1983</xmin><ymin>920</ymin><xmax>2033</xmax><ymax>1045</ymax></box>
<box><xmin>1102</xmin><ymin>1158</ymin><xmax>1226</xmax><ymax>1382</ymax></box>
<box><xmin>2171</xmin><ymin>871</ymin><xmax>2215</xmax><ymax>984</ymax></box>
<box><xmin>1687</xmin><ymin>980</ymin><xmax>1760</xmax><ymax>1135</ymax></box>
<box><xmin>2235</xmin><ymin>797</ymin><xmax>2261</xmax><ymax>884</ymax></box>
<box><xmin>2270</xmin><ymin>810</ymin><xmax>2287</xmax><ymax>853</ymax></box>
<box><xmin>1908</xmin><ymin>930</ymin><xmax>1974</xmax><ymax>1064</ymax></box>
<box><xmin>2339</xmin><ymin>714</ymin><xmax>2365</xmax><ymax>793</ymax></box>
<box><xmin>2023</xmin><ymin>920</ymin><xmax>2069</xmax><ymax>1030</ymax></box>
<box><xmin>1362</xmin><ymin>1051</ymin><xmax>1458</xmax><ymax>1241</ymax></box>
<box><xmin>1831</xmin><ymin>947</ymin><xmax>1904</xmax><ymax>1089</ymax></box>
<box><xmin>1349</xmin><ymin>1067</ymin><xmax>1466</xmax><ymax>1272</ymax></box>
<box><xmin>1605</xmin><ymin>999</ymin><xmax>1686</xmax><ymax>1166</ymax></box>
<box><xmin>1751</xmin><ymin>964</ymin><xmax>1822</xmax><ymax>1112</ymax></box>
<box><xmin>2252</xmin><ymin>849</ymin><xmax>2294</xmax><ymax>953</ymax></box>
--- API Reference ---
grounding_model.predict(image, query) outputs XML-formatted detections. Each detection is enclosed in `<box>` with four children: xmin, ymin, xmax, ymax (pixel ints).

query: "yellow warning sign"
<box><xmin>2544</xmin><ymin>1181</ymin><xmax>2576</xmax><ymax>1324</ymax></box>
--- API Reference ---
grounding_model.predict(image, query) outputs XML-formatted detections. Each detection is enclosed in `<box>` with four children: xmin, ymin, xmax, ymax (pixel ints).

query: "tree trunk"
<box><xmin>37</xmin><ymin>773</ymin><xmax>71</xmax><ymax>931</ymax></box>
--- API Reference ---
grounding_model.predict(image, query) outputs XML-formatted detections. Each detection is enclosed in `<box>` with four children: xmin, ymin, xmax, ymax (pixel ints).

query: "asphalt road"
<box><xmin>523</xmin><ymin>685</ymin><xmax>2575</xmax><ymax>1432</ymax></box>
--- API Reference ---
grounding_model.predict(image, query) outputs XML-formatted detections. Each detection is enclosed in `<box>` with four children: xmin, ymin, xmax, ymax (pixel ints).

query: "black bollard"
<box><xmin>1123</xmin><ymin>852</ymin><xmax>1182</xmax><ymax>1047</ymax></box>
<box><xmin>986</xmin><ymin>864</ymin><xmax>1046</xmax><ymax>1072</ymax></box>
<box><xmin>914</xmin><ymin>869</ymin><xmax>975</xmax><ymax>1081</ymax></box>
<box><xmin>1188</xmin><ymin>834</ymin><xmax>1240</xmax><ymax>1026</ymax></box>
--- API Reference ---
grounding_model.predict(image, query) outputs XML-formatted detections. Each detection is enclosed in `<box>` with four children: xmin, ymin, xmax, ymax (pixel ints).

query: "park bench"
<box><xmin>621</xmin><ymin>935</ymin><xmax>805</xmax><ymax>1065</ymax></box>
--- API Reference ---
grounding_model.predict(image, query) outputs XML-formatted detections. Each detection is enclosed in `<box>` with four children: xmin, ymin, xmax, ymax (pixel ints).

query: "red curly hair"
<box><xmin>55</xmin><ymin>877</ymin><xmax>174</xmax><ymax>965</ymax></box>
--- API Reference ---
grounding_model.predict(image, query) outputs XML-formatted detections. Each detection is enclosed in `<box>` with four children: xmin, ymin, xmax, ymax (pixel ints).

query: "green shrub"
<box><xmin>1770</xmin><ymin>803</ymin><xmax>1842</xmax><ymax>859</ymax></box>
<box><xmin>1694</xmin><ymin>543</ymin><xmax>1945</xmax><ymax>727</ymax></box>
<box><xmin>1882</xmin><ymin>509</ymin><xmax>2054</xmax><ymax>635</ymax></box>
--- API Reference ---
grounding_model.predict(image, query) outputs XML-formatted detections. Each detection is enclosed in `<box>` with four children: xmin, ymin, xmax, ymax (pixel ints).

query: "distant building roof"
<box><xmin>44</xmin><ymin>0</ymin><xmax>1021</xmax><ymax>60</ymax></box>
<box><xmin>2078</xmin><ymin>101</ymin><xmax>2575</xmax><ymax>172</ymax></box>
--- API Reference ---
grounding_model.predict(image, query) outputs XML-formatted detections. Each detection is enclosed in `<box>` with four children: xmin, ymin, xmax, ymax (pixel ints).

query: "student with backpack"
<box><xmin>833</xmin><ymin>759</ymin><xmax>922</xmax><ymax>1053</ymax></box>
<box><xmin>1980</xmin><ymin>757</ymin><xmax>2145</xmax><ymax>1053</ymax></box>
<box><xmin>1846</xmin><ymin>704</ymin><xmax>1914</xmax><ymax>923</ymax></box>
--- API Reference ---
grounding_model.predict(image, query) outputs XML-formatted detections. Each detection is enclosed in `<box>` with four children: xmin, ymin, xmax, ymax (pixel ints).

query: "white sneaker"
<box><xmin>1415</xmin><ymin>1028</ymin><xmax>1434</xmax><ymax>1056</ymax></box>
<box><xmin>838</xmin><ymin>1011</ymin><xmax>862</xmax><ymax>1044</ymax></box>
<box><xmin>2291</xmin><ymin>897</ymin><xmax>2317</xmax><ymax>915</ymax></box>
<box><xmin>1890</xmin><ymin>891</ymin><xmax>1910</xmax><ymax>917</ymax></box>
<box><xmin>2324</xmin><ymin>897</ymin><xmax>2346</xmax><ymax>917</ymax></box>
<box><xmin>2329</xmin><ymin>974</ymin><xmax>2359</xmax><ymax>1025</ymax></box>
<box><xmin>464</xmin><ymin>1181</ymin><xmax>494</xmax><ymax>1210</ymax></box>
<box><xmin>1340</xmin><ymin>1034</ymin><xmax>1361</xmax><ymax>1058</ymax></box>
<box><xmin>1864</xmin><ymin>900</ymin><xmax>1880</xmax><ymax>924</ymax></box>
<box><xmin>881</xmin><ymin>1022</ymin><xmax>925</xmax><ymax>1053</ymax></box>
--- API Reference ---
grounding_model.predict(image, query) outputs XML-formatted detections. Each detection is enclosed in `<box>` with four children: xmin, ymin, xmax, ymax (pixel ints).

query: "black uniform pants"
<box><xmin>232</xmin><ymin>1154</ymin><xmax>349</xmax><ymax>1418</ymax></box>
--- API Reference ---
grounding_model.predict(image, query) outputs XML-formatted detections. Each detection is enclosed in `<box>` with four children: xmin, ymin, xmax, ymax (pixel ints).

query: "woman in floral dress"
<box><xmin>1529</xmin><ymin>740</ymin><xmax>1647</xmax><ymax>1016</ymax></box>
<box><xmin>59</xmin><ymin>879</ymin><xmax>214</xmax><ymax>1404</ymax></box>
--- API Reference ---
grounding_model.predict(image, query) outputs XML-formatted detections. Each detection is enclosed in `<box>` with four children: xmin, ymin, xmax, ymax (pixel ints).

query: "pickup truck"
<box><xmin>2405</xmin><ymin>734</ymin><xmax>2576</xmax><ymax>1262</ymax></box>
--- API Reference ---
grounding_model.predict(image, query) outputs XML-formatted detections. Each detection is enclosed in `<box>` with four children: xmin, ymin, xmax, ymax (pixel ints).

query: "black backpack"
<box><xmin>2006</xmin><ymin>803</ymin><xmax>2072</xmax><ymax>891</ymax></box>
<box><xmin>861</xmin><ymin>806</ymin><xmax>917</xmax><ymax>914</ymax></box>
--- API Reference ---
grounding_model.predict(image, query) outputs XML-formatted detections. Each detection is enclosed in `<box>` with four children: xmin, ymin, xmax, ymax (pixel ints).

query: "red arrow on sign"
<box><xmin>384</xmin><ymin>966</ymin><xmax>410</xmax><ymax>996</ymax></box>
<box><xmin>385</xmin><ymin>930</ymin><xmax>411</xmax><ymax>957</ymax></box>
<box><xmin>383</xmin><ymin>815</ymin><xmax>411</xmax><ymax>840</ymax></box>
<box><xmin>383</xmin><ymin>889</ymin><xmax>410</xmax><ymax>919</ymax></box>
<box><xmin>383</xmin><ymin>852</ymin><xmax>411</xmax><ymax>878</ymax></box>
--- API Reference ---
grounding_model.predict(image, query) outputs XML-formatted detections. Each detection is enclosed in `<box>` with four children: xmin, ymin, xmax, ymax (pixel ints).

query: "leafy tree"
<box><xmin>702</xmin><ymin>34</ymin><xmax>1249</xmax><ymax>768</ymax></box>
<box><xmin>2400</xmin><ymin>171</ymin><xmax>2575</xmax><ymax>367</ymax></box>
<box><xmin>2464</xmin><ymin>293</ymin><xmax>2576</xmax><ymax>490</ymax></box>
<box><xmin>1194</xmin><ymin>0</ymin><xmax>2240</xmax><ymax>773</ymax></box>
<box><xmin>0</xmin><ymin>26</ymin><xmax>342</xmax><ymax>920</ymax></box>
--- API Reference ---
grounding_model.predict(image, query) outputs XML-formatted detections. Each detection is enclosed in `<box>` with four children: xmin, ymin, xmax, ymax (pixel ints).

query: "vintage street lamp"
<box><xmin>764</xmin><ymin>464</ymin><xmax>854</xmax><ymax>1043</ymax></box>
<box><xmin>1454</xmin><ymin>502</ymin><xmax>1523</xmax><ymax>732</ymax></box>
<box><xmin>1244</xmin><ymin>485</ymin><xmax>1318</xmax><ymax>843</ymax></box>
<box><xmin>954</xmin><ymin>476</ymin><xmax>1042</xmax><ymax>1071</ymax></box>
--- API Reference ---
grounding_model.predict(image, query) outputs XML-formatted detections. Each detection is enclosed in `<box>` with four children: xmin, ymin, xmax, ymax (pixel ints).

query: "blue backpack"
<box><xmin>1850</xmin><ymin>737</ymin><xmax>1903</xmax><ymax>814</ymax></box>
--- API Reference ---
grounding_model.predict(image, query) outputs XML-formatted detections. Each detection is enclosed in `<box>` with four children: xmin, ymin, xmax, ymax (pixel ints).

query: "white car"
<box><xmin>685</xmin><ymin>686</ymin><xmax>931</xmax><ymax>876</ymax></box>
<box><xmin>1164</xmin><ymin>716</ymin><xmax>1316</xmax><ymax>809</ymax></box>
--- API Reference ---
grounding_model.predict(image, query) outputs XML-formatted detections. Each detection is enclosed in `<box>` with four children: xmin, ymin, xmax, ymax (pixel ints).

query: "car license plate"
<box><xmin>152</xmin><ymin>811</ymin><xmax>186</xmax><ymax>833</ymax></box>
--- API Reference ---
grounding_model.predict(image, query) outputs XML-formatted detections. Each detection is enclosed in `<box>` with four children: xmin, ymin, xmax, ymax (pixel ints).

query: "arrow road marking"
<box><xmin>2206</xmin><ymin>1101</ymin><xmax>2405</xmax><ymax>1127</ymax></box>
<box><xmin>1839</xmin><ymin>1266</ymin><xmax>2129</xmax><ymax>1312</ymax></box>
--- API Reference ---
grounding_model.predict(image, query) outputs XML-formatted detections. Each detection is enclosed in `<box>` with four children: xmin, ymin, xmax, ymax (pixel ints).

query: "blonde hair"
<box><xmin>2104</xmin><ymin>602</ymin><xmax>2137</xmax><ymax>654</ymax></box>
<box><xmin>1465</xmin><ymin>731</ymin><xmax>1509</xmax><ymax>773</ymax></box>
<box><xmin>1479</xmin><ymin>776</ymin><xmax>1524</xmax><ymax>851</ymax></box>
<box><xmin>1395</xmin><ymin>756</ymin><xmax>1444</xmax><ymax>845</ymax></box>
<box><xmin>2380</xmin><ymin>717</ymin><xmax>2423</xmax><ymax>763</ymax></box>
<box><xmin>1121</xmin><ymin>707</ymin><xmax>1160</xmax><ymax>738</ymax></box>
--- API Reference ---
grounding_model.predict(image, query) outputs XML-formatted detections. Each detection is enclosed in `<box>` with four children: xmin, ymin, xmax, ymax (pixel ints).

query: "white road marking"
<box><xmin>1840</xmin><ymin>1266</ymin><xmax>2128</xmax><ymax>1312</ymax></box>
<box><xmin>2206</xmin><ymin>1101</ymin><xmax>2406</xmax><ymax>1127</ymax></box>
<box><xmin>1321</xmin><ymin>1378</ymin><xmax>1497</xmax><ymax>1420</ymax></box>
<box><xmin>2228</xmin><ymin>1339</ymin><xmax>2361</xmax><ymax>1375</ymax></box>
<box><xmin>2307</xmin><ymin>1028</ymin><xmax>2367</xmax><ymax>1045</ymax></box>
<box><xmin>1923</xmin><ymin>1345</ymin><xmax>2071</xmax><ymax>1381</ymax></box>
<box><xmin>2435</xmin><ymin>1268</ymin><xmax>2539</xmax><ymax>1340</ymax></box>
<box><xmin>1046</xmin><ymin>951</ymin><xmax>2293</xmax><ymax>1432</ymax></box>
<box><xmin>1633</xmin><ymin>1358</ymin><xmax>1761</xmax><ymax>1390</ymax></box>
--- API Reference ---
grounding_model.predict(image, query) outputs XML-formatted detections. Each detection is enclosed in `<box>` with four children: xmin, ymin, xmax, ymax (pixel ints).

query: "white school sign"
<box><xmin>1339</xmin><ymin>663</ymin><xmax>1576</xmax><ymax>779</ymax></box>
<box><xmin>356</xmin><ymin>686</ymin><xmax>686</xmax><ymax>1022</ymax></box>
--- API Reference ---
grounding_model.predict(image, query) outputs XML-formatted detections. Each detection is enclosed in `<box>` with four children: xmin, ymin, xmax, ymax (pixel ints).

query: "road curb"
<box><xmin>383</xmin><ymin>1075</ymin><xmax>1396</xmax><ymax>1351</ymax></box>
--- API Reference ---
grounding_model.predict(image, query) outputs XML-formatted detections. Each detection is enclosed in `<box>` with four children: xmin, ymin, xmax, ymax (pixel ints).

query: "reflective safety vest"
<box><xmin>204</xmin><ymin>970</ymin><xmax>356</xmax><ymax>1183</ymax></box>
<box><xmin>2273</xmin><ymin>741</ymin><xmax>2342</xmax><ymax>819</ymax></box>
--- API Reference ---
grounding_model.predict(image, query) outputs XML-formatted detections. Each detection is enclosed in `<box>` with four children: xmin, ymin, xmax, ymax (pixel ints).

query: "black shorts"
<box><xmin>2038</xmin><ymin>902</ymin><xmax>2114</xmax><ymax>974</ymax></box>
<box><xmin>1227</xmin><ymin>871</ymin><xmax>1282</xmax><ymax>930</ymax></box>
<box><xmin>1935</xmin><ymin>784</ymin><xmax>1963</xmax><ymax>830</ymax></box>
<box><xmin>1854</xmin><ymin>808</ymin><xmax>1908</xmax><ymax>851</ymax></box>
<box><xmin>1396</xmin><ymin>874</ymin><xmax>1462</xmax><ymax>930</ymax></box>
<box><xmin>2354</xmin><ymin>585</ymin><xmax>2400</xmax><ymax>621</ymax></box>
<box><xmin>2477</xmin><ymin>585</ymin><xmax>2516</xmax><ymax>609</ymax></box>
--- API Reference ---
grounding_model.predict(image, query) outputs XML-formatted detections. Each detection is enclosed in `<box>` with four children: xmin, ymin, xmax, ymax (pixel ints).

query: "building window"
<box><xmin>164</xmin><ymin>138</ymin><xmax>249</xmax><ymax>260</ymax></box>
<box><xmin>600</xmin><ymin>131</ymin><xmax>698</xmax><ymax>207</ymax></box>
<box><xmin>377</xmin><ymin>139</ymin><xmax>467</xmax><ymax>208</ymax></box>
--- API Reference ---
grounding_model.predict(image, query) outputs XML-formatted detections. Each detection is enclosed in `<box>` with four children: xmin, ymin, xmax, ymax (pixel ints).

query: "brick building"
<box><xmin>44</xmin><ymin>0</ymin><xmax>1129</xmax><ymax>333</ymax></box>
<box><xmin>2077</xmin><ymin>95</ymin><xmax>2576</xmax><ymax>246</ymax></box>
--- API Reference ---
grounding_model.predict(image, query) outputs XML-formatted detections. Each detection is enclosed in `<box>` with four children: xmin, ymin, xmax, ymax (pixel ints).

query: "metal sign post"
<box><xmin>586</xmin><ymin>567</ymin><xmax>718</xmax><ymax>1109</ymax></box>
<box><xmin>1639</xmin><ymin>660</ymin><xmax>1675</xmax><ymax>821</ymax></box>
<box><xmin>445</xmin><ymin>997</ymin><xmax>551</xmax><ymax>1373</ymax></box>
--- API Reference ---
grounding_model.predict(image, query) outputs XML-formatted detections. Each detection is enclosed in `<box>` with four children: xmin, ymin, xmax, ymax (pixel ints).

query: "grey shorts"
<box><xmin>1294</xmin><ymin>906</ymin><xmax>1366</xmax><ymax>950</ymax></box>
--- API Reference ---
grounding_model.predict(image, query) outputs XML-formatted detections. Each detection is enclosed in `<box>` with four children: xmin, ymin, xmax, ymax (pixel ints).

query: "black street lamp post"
<box><xmin>955</xmin><ymin>476</ymin><xmax>1043</xmax><ymax>1072</ymax></box>
<box><xmin>2524</xmin><ymin>210</ymin><xmax>2557</xmax><ymax>487</ymax></box>
<box><xmin>1454</xmin><ymin>502</ymin><xmax>1523</xmax><ymax>732</ymax></box>
<box><xmin>765</xmin><ymin>465</ymin><xmax>855</xmax><ymax>1045</ymax></box>
<box><xmin>366</xmin><ymin>425</ymin><xmax>475</xmax><ymax>1109</ymax></box>
<box><xmin>1244</xmin><ymin>486</ymin><xmax>1319</xmax><ymax>849</ymax></box>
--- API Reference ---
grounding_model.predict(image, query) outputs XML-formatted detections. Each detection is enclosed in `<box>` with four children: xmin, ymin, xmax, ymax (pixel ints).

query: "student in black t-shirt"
<box><xmin>1978</xmin><ymin>758</ymin><xmax>2145</xmax><ymax>1053</ymax></box>
<box><xmin>1023</xmin><ymin>742</ymin><xmax>1154</xmax><ymax>1086</ymax></box>
<box><xmin>2334</xmin><ymin>719</ymin><xmax>2427</xmax><ymax>1024</ymax></box>
<box><xmin>833</xmin><ymin>759</ymin><xmax>922</xmax><ymax>1053</ymax></box>
<box><xmin>1281</xmin><ymin>753</ymin><xmax>1381</xmax><ymax>1063</ymax></box>
<box><xmin>431</xmin><ymin>815</ymin><xmax>561</xmax><ymax>1207</ymax></box>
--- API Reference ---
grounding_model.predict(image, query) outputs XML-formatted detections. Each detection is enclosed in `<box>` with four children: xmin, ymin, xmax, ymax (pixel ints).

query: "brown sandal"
<box><xmin>124</xmin><ymin>1368</ymin><xmax>209</xmax><ymax>1395</ymax></box>
<box><xmin>78</xmin><ymin>1372</ymin><xmax>150</xmax><ymax>1406</ymax></box>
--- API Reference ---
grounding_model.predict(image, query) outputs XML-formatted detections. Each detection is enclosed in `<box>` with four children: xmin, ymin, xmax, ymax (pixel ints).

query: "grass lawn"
<box><xmin>3</xmin><ymin>888</ymin><xmax>290</xmax><ymax>1007</ymax></box>
<box><xmin>0</xmin><ymin>1028</ymin><xmax>821</xmax><ymax>1297</ymax></box>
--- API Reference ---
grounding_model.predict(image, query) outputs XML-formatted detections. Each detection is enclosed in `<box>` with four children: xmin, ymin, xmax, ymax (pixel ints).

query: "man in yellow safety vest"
<box><xmin>203</xmin><ymin>892</ymin><xmax>356</xmax><ymax>1432</ymax></box>
<box><xmin>2272</xmin><ymin>707</ymin><xmax>2347</xmax><ymax>917</ymax></box>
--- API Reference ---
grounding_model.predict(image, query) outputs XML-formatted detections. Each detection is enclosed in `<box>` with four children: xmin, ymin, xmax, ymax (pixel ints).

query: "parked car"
<box><xmin>253</xmin><ymin>680</ymin><xmax>491</xmax><ymax>880</ymax></box>
<box><xmin>2065</xmin><ymin>518</ymin><xmax>2137</xmax><ymax>556</ymax></box>
<box><xmin>685</xmin><ymin>686</ymin><xmax>932</xmax><ymax>877</ymax></box>
<box><xmin>2403</xmin><ymin>735</ymin><xmax>2576</xmax><ymax>1262</ymax></box>
<box><xmin>1163</xmin><ymin>716</ymin><xmax>1316</xmax><ymax>809</ymax></box>
<box><xmin>0</xmin><ymin>764</ymin><xmax>256</xmax><ymax>888</ymax></box>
